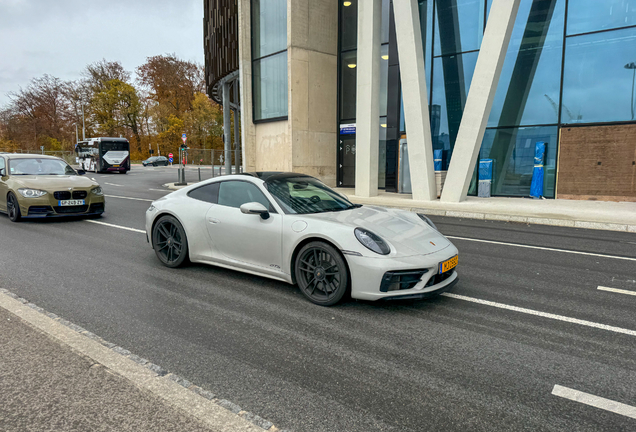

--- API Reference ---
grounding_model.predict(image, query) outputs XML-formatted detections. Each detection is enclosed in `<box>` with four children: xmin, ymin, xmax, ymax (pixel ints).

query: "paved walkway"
<box><xmin>0</xmin><ymin>290</ymin><xmax>278</xmax><ymax>432</ymax></box>
<box><xmin>337</xmin><ymin>188</ymin><xmax>636</xmax><ymax>233</ymax></box>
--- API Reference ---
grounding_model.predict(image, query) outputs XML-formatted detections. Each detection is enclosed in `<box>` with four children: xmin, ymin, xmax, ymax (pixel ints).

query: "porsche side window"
<box><xmin>218</xmin><ymin>181</ymin><xmax>270</xmax><ymax>210</ymax></box>
<box><xmin>187</xmin><ymin>182</ymin><xmax>220</xmax><ymax>204</ymax></box>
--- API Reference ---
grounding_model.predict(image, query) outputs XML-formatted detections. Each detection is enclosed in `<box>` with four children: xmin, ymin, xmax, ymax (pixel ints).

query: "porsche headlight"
<box><xmin>354</xmin><ymin>228</ymin><xmax>390</xmax><ymax>255</ymax></box>
<box><xmin>18</xmin><ymin>188</ymin><xmax>47</xmax><ymax>198</ymax></box>
<box><xmin>91</xmin><ymin>186</ymin><xmax>103</xmax><ymax>196</ymax></box>
<box><xmin>417</xmin><ymin>213</ymin><xmax>438</xmax><ymax>231</ymax></box>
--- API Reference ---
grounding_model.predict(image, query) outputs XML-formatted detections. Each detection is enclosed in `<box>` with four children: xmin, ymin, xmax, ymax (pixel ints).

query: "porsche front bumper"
<box><xmin>345</xmin><ymin>246</ymin><xmax>459</xmax><ymax>301</ymax></box>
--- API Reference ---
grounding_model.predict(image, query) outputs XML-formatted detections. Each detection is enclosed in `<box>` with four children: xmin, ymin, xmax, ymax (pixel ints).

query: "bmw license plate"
<box><xmin>59</xmin><ymin>199</ymin><xmax>85</xmax><ymax>206</ymax></box>
<box><xmin>439</xmin><ymin>255</ymin><xmax>458</xmax><ymax>273</ymax></box>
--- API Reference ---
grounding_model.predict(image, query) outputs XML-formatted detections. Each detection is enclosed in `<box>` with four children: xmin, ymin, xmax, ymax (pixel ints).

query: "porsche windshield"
<box><xmin>266</xmin><ymin>176</ymin><xmax>357</xmax><ymax>214</ymax></box>
<box><xmin>9</xmin><ymin>158</ymin><xmax>76</xmax><ymax>176</ymax></box>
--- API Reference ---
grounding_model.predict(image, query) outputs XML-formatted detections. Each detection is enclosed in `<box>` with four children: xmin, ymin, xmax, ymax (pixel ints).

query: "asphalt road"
<box><xmin>1</xmin><ymin>166</ymin><xmax>635</xmax><ymax>432</ymax></box>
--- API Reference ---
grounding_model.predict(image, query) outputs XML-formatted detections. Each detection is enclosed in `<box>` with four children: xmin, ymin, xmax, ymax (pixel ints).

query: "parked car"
<box><xmin>142</xmin><ymin>156</ymin><xmax>169</xmax><ymax>167</ymax></box>
<box><xmin>145</xmin><ymin>172</ymin><xmax>458</xmax><ymax>306</ymax></box>
<box><xmin>0</xmin><ymin>154</ymin><xmax>105</xmax><ymax>222</ymax></box>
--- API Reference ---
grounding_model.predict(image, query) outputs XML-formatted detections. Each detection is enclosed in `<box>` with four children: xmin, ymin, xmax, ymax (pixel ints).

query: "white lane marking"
<box><xmin>104</xmin><ymin>182</ymin><xmax>122</xmax><ymax>187</ymax></box>
<box><xmin>105</xmin><ymin>195</ymin><xmax>153</xmax><ymax>202</ymax></box>
<box><xmin>597</xmin><ymin>286</ymin><xmax>636</xmax><ymax>297</ymax></box>
<box><xmin>552</xmin><ymin>385</ymin><xmax>636</xmax><ymax>419</ymax></box>
<box><xmin>441</xmin><ymin>293</ymin><xmax>636</xmax><ymax>337</ymax></box>
<box><xmin>447</xmin><ymin>236</ymin><xmax>636</xmax><ymax>262</ymax></box>
<box><xmin>85</xmin><ymin>219</ymin><xmax>145</xmax><ymax>234</ymax></box>
<box><xmin>149</xmin><ymin>188</ymin><xmax>168</xmax><ymax>192</ymax></box>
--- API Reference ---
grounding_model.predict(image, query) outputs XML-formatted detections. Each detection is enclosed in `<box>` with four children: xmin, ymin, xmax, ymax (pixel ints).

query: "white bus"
<box><xmin>75</xmin><ymin>137</ymin><xmax>130</xmax><ymax>174</ymax></box>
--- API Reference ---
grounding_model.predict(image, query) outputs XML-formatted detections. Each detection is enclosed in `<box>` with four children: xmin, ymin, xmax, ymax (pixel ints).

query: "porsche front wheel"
<box><xmin>295</xmin><ymin>241</ymin><xmax>348</xmax><ymax>306</ymax></box>
<box><xmin>153</xmin><ymin>215</ymin><xmax>189</xmax><ymax>268</ymax></box>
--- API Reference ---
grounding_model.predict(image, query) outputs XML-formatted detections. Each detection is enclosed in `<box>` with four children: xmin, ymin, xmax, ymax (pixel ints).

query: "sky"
<box><xmin>0</xmin><ymin>0</ymin><xmax>204</xmax><ymax>106</ymax></box>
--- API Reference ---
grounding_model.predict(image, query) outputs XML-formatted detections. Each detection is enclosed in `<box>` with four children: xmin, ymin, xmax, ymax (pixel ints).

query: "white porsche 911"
<box><xmin>145</xmin><ymin>172</ymin><xmax>458</xmax><ymax>306</ymax></box>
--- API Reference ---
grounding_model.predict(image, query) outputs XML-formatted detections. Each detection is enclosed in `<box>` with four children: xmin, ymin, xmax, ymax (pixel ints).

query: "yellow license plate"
<box><xmin>113</xmin><ymin>164</ymin><xmax>120</xmax><ymax>167</ymax></box>
<box><xmin>439</xmin><ymin>255</ymin><xmax>458</xmax><ymax>273</ymax></box>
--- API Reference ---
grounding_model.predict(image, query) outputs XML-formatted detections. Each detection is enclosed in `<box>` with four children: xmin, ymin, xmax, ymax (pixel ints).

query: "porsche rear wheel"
<box><xmin>7</xmin><ymin>193</ymin><xmax>21</xmax><ymax>222</ymax></box>
<box><xmin>295</xmin><ymin>241</ymin><xmax>348</xmax><ymax>306</ymax></box>
<box><xmin>153</xmin><ymin>215</ymin><xmax>189</xmax><ymax>268</ymax></box>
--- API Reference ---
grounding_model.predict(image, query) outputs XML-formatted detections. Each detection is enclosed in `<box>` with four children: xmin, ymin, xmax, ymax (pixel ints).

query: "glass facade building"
<box><xmin>337</xmin><ymin>0</ymin><xmax>636</xmax><ymax>198</ymax></box>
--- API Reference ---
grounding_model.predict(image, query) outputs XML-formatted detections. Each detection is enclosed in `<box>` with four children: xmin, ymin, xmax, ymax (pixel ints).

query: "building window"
<box><xmin>434</xmin><ymin>0</ymin><xmax>486</xmax><ymax>56</ymax></box>
<box><xmin>562</xmin><ymin>26</ymin><xmax>636</xmax><ymax>124</ymax></box>
<box><xmin>252</xmin><ymin>0</ymin><xmax>287</xmax><ymax>121</ymax></box>
<box><xmin>478</xmin><ymin>126</ymin><xmax>558</xmax><ymax>198</ymax></box>
<box><xmin>567</xmin><ymin>0</ymin><xmax>636</xmax><ymax>36</ymax></box>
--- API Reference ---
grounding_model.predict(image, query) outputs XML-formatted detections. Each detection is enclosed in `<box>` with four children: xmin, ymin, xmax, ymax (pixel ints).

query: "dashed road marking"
<box><xmin>447</xmin><ymin>236</ymin><xmax>636</xmax><ymax>262</ymax></box>
<box><xmin>552</xmin><ymin>385</ymin><xmax>636</xmax><ymax>419</ymax></box>
<box><xmin>85</xmin><ymin>220</ymin><xmax>145</xmax><ymax>234</ymax></box>
<box><xmin>597</xmin><ymin>286</ymin><xmax>636</xmax><ymax>297</ymax></box>
<box><xmin>105</xmin><ymin>195</ymin><xmax>153</xmax><ymax>202</ymax></box>
<box><xmin>104</xmin><ymin>182</ymin><xmax>122</xmax><ymax>187</ymax></box>
<box><xmin>441</xmin><ymin>293</ymin><xmax>636</xmax><ymax>337</ymax></box>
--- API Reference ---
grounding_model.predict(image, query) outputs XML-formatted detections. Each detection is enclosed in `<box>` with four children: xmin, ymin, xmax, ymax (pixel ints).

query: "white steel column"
<box><xmin>355</xmin><ymin>0</ymin><xmax>382</xmax><ymax>198</ymax></box>
<box><xmin>393</xmin><ymin>0</ymin><xmax>436</xmax><ymax>201</ymax></box>
<box><xmin>441</xmin><ymin>0</ymin><xmax>520</xmax><ymax>202</ymax></box>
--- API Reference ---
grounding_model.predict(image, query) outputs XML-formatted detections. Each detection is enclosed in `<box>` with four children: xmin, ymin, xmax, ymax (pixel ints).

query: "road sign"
<box><xmin>169</xmin><ymin>157</ymin><xmax>173</xmax><ymax>163</ymax></box>
<box><xmin>182</xmin><ymin>133</ymin><xmax>187</xmax><ymax>143</ymax></box>
<box><xmin>168</xmin><ymin>153</ymin><xmax>173</xmax><ymax>158</ymax></box>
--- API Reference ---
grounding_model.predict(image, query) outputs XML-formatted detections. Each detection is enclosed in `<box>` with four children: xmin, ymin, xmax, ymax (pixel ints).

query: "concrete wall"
<box><xmin>238</xmin><ymin>0</ymin><xmax>338</xmax><ymax>185</ymax></box>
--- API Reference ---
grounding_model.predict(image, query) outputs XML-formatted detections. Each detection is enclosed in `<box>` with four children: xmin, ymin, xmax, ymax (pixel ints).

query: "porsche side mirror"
<box><xmin>240</xmin><ymin>202</ymin><xmax>270</xmax><ymax>220</ymax></box>
<box><xmin>77</xmin><ymin>169</ymin><xmax>86</xmax><ymax>176</ymax></box>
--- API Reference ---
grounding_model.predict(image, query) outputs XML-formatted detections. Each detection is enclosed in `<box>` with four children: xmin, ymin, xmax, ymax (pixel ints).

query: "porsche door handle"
<box><xmin>207</xmin><ymin>217</ymin><xmax>220</xmax><ymax>224</ymax></box>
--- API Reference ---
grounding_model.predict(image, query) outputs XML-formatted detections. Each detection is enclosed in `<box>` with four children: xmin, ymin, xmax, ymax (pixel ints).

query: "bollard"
<box><xmin>198</xmin><ymin>167</ymin><xmax>201</xmax><ymax>182</ymax></box>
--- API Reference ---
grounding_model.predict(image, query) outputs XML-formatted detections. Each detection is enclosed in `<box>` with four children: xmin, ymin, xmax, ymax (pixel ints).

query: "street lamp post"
<box><xmin>625</xmin><ymin>62</ymin><xmax>636</xmax><ymax>120</ymax></box>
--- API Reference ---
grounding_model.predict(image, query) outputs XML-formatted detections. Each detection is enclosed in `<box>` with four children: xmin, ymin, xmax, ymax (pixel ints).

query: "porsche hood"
<box><xmin>305</xmin><ymin>206</ymin><xmax>452</xmax><ymax>256</ymax></box>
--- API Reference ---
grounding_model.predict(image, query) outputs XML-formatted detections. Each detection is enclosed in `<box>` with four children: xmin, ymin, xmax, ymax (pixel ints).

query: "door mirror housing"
<box><xmin>0</xmin><ymin>168</ymin><xmax>5</xmax><ymax>177</ymax></box>
<box><xmin>240</xmin><ymin>202</ymin><xmax>270</xmax><ymax>220</ymax></box>
<box><xmin>77</xmin><ymin>169</ymin><xmax>86</xmax><ymax>176</ymax></box>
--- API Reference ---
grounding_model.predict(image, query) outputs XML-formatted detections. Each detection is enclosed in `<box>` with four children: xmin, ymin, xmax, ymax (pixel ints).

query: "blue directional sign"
<box><xmin>169</xmin><ymin>157</ymin><xmax>173</xmax><ymax>163</ymax></box>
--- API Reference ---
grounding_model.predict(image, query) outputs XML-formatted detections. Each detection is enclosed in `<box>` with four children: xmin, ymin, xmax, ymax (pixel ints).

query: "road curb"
<box><xmin>0</xmin><ymin>288</ymin><xmax>286</xmax><ymax>432</ymax></box>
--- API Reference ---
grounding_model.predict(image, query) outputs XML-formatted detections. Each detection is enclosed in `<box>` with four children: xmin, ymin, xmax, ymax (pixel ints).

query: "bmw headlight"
<box><xmin>91</xmin><ymin>186</ymin><xmax>103</xmax><ymax>196</ymax></box>
<box><xmin>417</xmin><ymin>213</ymin><xmax>438</xmax><ymax>231</ymax></box>
<box><xmin>18</xmin><ymin>188</ymin><xmax>47</xmax><ymax>198</ymax></box>
<box><xmin>354</xmin><ymin>228</ymin><xmax>390</xmax><ymax>255</ymax></box>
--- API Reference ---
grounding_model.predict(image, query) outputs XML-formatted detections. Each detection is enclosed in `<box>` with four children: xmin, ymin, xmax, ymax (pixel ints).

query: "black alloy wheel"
<box><xmin>152</xmin><ymin>215</ymin><xmax>189</xmax><ymax>267</ymax></box>
<box><xmin>7</xmin><ymin>192</ymin><xmax>21</xmax><ymax>222</ymax></box>
<box><xmin>295</xmin><ymin>241</ymin><xmax>349</xmax><ymax>306</ymax></box>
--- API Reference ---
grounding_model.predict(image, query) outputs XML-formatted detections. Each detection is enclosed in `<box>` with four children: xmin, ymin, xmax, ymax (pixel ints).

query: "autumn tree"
<box><xmin>91</xmin><ymin>79</ymin><xmax>142</xmax><ymax>150</ymax></box>
<box><xmin>136</xmin><ymin>54</ymin><xmax>204</xmax><ymax>115</ymax></box>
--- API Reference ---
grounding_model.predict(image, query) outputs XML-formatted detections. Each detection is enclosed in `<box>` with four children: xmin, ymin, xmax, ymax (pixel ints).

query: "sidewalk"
<box><xmin>338</xmin><ymin>188</ymin><xmax>636</xmax><ymax>233</ymax></box>
<box><xmin>0</xmin><ymin>289</ymin><xmax>279</xmax><ymax>432</ymax></box>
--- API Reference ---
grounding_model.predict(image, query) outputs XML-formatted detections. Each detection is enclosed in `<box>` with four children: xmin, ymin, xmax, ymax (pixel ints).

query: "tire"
<box><xmin>295</xmin><ymin>241</ymin><xmax>349</xmax><ymax>306</ymax></box>
<box><xmin>152</xmin><ymin>215</ymin><xmax>189</xmax><ymax>268</ymax></box>
<box><xmin>7</xmin><ymin>192</ymin><xmax>21</xmax><ymax>222</ymax></box>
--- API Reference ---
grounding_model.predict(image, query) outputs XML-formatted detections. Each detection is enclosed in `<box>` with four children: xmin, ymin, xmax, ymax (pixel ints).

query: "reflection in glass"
<box><xmin>380</xmin><ymin>44</ymin><xmax>389</xmax><ymax>116</ymax></box>
<box><xmin>253</xmin><ymin>52</ymin><xmax>288</xmax><ymax>121</ymax></box>
<box><xmin>488</xmin><ymin>0</ymin><xmax>564</xmax><ymax>127</ymax></box>
<box><xmin>562</xmin><ymin>27</ymin><xmax>636</xmax><ymax>124</ymax></box>
<box><xmin>340</xmin><ymin>0</ymin><xmax>391</xmax><ymax>52</ymax></box>
<box><xmin>567</xmin><ymin>0</ymin><xmax>636</xmax><ymax>35</ymax></box>
<box><xmin>434</xmin><ymin>0</ymin><xmax>486</xmax><ymax>56</ymax></box>
<box><xmin>431</xmin><ymin>51</ymin><xmax>478</xmax><ymax>169</ymax></box>
<box><xmin>251</xmin><ymin>0</ymin><xmax>287</xmax><ymax>58</ymax></box>
<box><xmin>340</xmin><ymin>51</ymin><xmax>358</xmax><ymax>120</ymax></box>
<box><xmin>480</xmin><ymin>126</ymin><xmax>558</xmax><ymax>197</ymax></box>
<box><xmin>379</xmin><ymin>116</ymin><xmax>387</xmax><ymax>188</ymax></box>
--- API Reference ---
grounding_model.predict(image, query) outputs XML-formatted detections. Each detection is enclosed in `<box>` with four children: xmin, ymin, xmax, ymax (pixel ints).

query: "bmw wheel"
<box><xmin>153</xmin><ymin>215</ymin><xmax>189</xmax><ymax>267</ymax></box>
<box><xmin>7</xmin><ymin>193</ymin><xmax>21</xmax><ymax>222</ymax></box>
<box><xmin>295</xmin><ymin>241</ymin><xmax>348</xmax><ymax>306</ymax></box>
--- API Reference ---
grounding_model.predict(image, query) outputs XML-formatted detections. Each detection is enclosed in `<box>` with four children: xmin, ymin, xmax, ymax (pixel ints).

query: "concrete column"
<box><xmin>441</xmin><ymin>0</ymin><xmax>521</xmax><ymax>202</ymax></box>
<box><xmin>355</xmin><ymin>0</ymin><xmax>382</xmax><ymax>198</ymax></box>
<box><xmin>222</xmin><ymin>80</ymin><xmax>232</xmax><ymax>175</ymax></box>
<box><xmin>393</xmin><ymin>0</ymin><xmax>436</xmax><ymax>201</ymax></box>
<box><xmin>233</xmin><ymin>81</ymin><xmax>241</xmax><ymax>172</ymax></box>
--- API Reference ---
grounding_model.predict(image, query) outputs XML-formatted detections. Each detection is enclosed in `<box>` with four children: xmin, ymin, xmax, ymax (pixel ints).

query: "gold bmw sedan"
<box><xmin>0</xmin><ymin>154</ymin><xmax>105</xmax><ymax>222</ymax></box>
